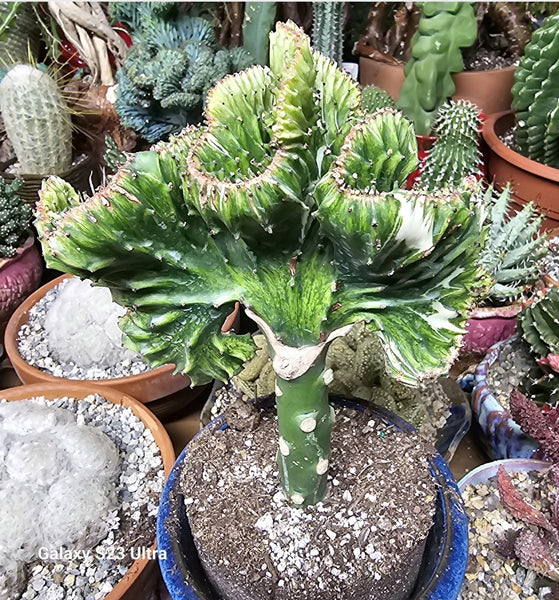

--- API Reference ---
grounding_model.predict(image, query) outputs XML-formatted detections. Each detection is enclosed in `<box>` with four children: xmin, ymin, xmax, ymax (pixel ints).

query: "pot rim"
<box><xmin>0</xmin><ymin>381</ymin><xmax>175</xmax><ymax>600</ymax></box>
<box><xmin>4</xmin><ymin>274</ymin><xmax>189</xmax><ymax>389</ymax></box>
<box><xmin>458</xmin><ymin>457</ymin><xmax>551</xmax><ymax>491</ymax></box>
<box><xmin>482</xmin><ymin>111</ymin><xmax>559</xmax><ymax>182</ymax></box>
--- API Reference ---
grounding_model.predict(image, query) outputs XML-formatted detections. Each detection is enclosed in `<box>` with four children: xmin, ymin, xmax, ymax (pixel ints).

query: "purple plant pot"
<box><xmin>471</xmin><ymin>336</ymin><xmax>540</xmax><ymax>460</ymax></box>
<box><xmin>462</xmin><ymin>304</ymin><xmax>522</xmax><ymax>355</ymax></box>
<box><xmin>0</xmin><ymin>236</ymin><xmax>43</xmax><ymax>332</ymax></box>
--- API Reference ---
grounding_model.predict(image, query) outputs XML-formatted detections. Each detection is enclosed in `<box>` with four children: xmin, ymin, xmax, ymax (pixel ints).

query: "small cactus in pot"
<box><xmin>36</xmin><ymin>22</ymin><xmax>485</xmax><ymax>508</ymax></box>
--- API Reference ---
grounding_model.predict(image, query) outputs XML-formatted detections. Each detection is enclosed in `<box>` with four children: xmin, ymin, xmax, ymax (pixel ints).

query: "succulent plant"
<box><xmin>242</xmin><ymin>2</ymin><xmax>277</xmax><ymax>66</ymax></box>
<box><xmin>0</xmin><ymin>64</ymin><xmax>73</xmax><ymax>176</ymax></box>
<box><xmin>36</xmin><ymin>22</ymin><xmax>484</xmax><ymax>508</ymax></box>
<box><xmin>416</xmin><ymin>99</ymin><xmax>482</xmax><ymax>191</ymax></box>
<box><xmin>114</xmin><ymin>13</ymin><xmax>253</xmax><ymax>142</ymax></box>
<box><xmin>519</xmin><ymin>287</ymin><xmax>559</xmax><ymax>360</ymax></box>
<box><xmin>512</xmin><ymin>11</ymin><xmax>559</xmax><ymax>169</ymax></box>
<box><xmin>0</xmin><ymin>177</ymin><xmax>31</xmax><ymax>258</ymax></box>
<box><xmin>0</xmin><ymin>2</ymin><xmax>41</xmax><ymax>76</ymax></box>
<box><xmin>311</xmin><ymin>1</ymin><xmax>344</xmax><ymax>66</ymax></box>
<box><xmin>397</xmin><ymin>2</ymin><xmax>477</xmax><ymax>135</ymax></box>
<box><xmin>361</xmin><ymin>84</ymin><xmax>398</xmax><ymax>114</ymax></box>
<box><xmin>478</xmin><ymin>185</ymin><xmax>548</xmax><ymax>304</ymax></box>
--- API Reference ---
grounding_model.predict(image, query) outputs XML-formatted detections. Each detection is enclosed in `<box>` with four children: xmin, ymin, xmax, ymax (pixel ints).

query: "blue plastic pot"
<box><xmin>472</xmin><ymin>336</ymin><xmax>540</xmax><ymax>460</ymax></box>
<box><xmin>157</xmin><ymin>402</ymin><xmax>468</xmax><ymax>600</ymax></box>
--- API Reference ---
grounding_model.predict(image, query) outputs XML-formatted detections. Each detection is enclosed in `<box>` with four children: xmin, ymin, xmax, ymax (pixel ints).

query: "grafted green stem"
<box><xmin>275</xmin><ymin>354</ymin><xmax>333</xmax><ymax>507</ymax></box>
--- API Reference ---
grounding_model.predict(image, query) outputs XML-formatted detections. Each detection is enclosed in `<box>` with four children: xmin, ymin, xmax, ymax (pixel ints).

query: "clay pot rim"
<box><xmin>0</xmin><ymin>235</ymin><xmax>35</xmax><ymax>270</ymax></box>
<box><xmin>468</xmin><ymin>301</ymin><xmax>524</xmax><ymax>319</ymax></box>
<box><xmin>0</xmin><ymin>381</ymin><xmax>175</xmax><ymax>600</ymax></box>
<box><xmin>5</xmin><ymin>274</ymin><xmax>187</xmax><ymax>388</ymax></box>
<box><xmin>482</xmin><ymin>111</ymin><xmax>559</xmax><ymax>182</ymax></box>
<box><xmin>356</xmin><ymin>52</ymin><xmax>518</xmax><ymax>76</ymax></box>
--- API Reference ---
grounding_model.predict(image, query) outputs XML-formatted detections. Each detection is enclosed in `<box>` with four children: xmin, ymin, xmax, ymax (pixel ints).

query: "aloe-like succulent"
<box><xmin>36</xmin><ymin>22</ymin><xmax>484</xmax><ymax>508</ymax></box>
<box><xmin>478</xmin><ymin>185</ymin><xmax>548</xmax><ymax>303</ymax></box>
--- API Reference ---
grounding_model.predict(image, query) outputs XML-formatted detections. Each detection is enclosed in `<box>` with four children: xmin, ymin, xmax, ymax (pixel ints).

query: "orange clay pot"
<box><xmin>4</xmin><ymin>274</ymin><xmax>240</xmax><ymax>404</ymax></box>
<box><xmin>0</xmin><ymin>382</ymin><xmax>175</xmax><ymax>600</ymax></box>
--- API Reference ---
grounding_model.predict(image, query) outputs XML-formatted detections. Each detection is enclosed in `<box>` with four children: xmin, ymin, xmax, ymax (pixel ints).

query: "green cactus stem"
<box><xmin>518</xmin><ymin>288</ymin><xmax>559</xmax><ymax>359</ymax></box>
<box><xmin>417</xmin><ymin>99</ymin><xmax>482</xmax><ymax>191</ymax></box>
<box><xmin>397</xmin><ymin>2</ymin><xmax>477</xmax><ymax>135</ymax></box>
<box><xmin>361</xmin><ymin>84</ymin><xmax>398</xmax><ymax>114</ymax></box>
<box><xmin>512</xmin><ymin>12</ymin><xmax>559</xmax><ymax>168</ymax></box>
<box><xmin>0</xmin><ymin>65</ymin><xmax>72</xmax><ymax>176</ymax></box>
<box><xmin>242</xmin><ymin>2</ymin><xmax>277</xmax><ymax>66</ymax></box>
<box><xmin>312</xmin><ymin>1</ymin><xmax>344</xmax><ymax>66</ymax></box>
<box><xmin>36</xmin><ymin>22</ymin><xmax>484</xmax><ymax>507</ymax></box>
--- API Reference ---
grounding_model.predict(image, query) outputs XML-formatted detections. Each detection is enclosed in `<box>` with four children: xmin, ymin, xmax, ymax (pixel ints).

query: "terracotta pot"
<box><xmin>0</xmin><ymin>151</ymin><xmax>101</xmax><ymax>206</ymax></box>
<box><xmin>0</xmin><ymin>236</ymin><xmax>43</xmax><ymax>333</ymax></box>
<box><xmin>461</xmin><ymin>302</ymin><xmax>523</xmax><ymax>355</ymax></box>
<box><xmin>0</xmin><ymin>382</ymin><xmax>175</xmax><ymax>600</ymax></box>
<box><xmin>358</xmin><ymin>56</ymin><xmax>517</xmax><ymax>115</ymax></box>
<box><xmin>482</xmin><ymin>111</ymin><xmax>559</xmax><ymax>231</ymax></box>
<box><xmin>4</xmin><ymin>274</ymin><xmax>240</xmax><ymax>404</ymax></box>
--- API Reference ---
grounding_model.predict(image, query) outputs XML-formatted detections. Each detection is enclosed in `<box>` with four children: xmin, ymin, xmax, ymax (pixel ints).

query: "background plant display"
<box><xmin>37</xmin><ymin>21</ymin><xmax>484</xmax><ymax>509</ymax></box>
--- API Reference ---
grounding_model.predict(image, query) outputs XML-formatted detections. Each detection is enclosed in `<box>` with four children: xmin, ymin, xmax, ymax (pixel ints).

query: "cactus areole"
<box><xmin>36</xmin><ymin>22</ymin><xmax>483</xmax><ymax>508</ymax></box>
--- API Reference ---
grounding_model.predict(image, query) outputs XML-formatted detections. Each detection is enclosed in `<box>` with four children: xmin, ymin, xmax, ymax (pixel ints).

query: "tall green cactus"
<box><xmin>397</xmin><ymin>2</ymin><xmax>477</xmax><ymax>135</ymax></box>
<box><xmin>512</xmin><ymin>12</ymin><xmax>559</xmax><ymax>168</ymax></box>
<box><xmin>312</xmin><ymin>1</ymin><xmax>344</xmax><ymax>66</ymax></box>
<box><xmin>242</xmin><ymin>2</ymin><xmax>277</xmax><ymax>66</ymax></box>
<box><xmin>417</xmin><ymin>99</ymin><xmax>482</xmax><ymax>191</ymax></box>
<box><xmin>478</xmin><ymin>186</ymin><xmax>547</xmax><ymax>303</ymax></box>
<box><xmin>0</xmin><ymin>65</ymin><xmax>72</xmax><ymax>176</ymax></box>
<box><xmin>36</xmin><ymin>22</ymin><xmax>484</xmax><ymax>507</ymax></box>
<box><xmin>0</xmin><ymin>3</ymin><xmax>40</xmax><ymax>76</ymax></box>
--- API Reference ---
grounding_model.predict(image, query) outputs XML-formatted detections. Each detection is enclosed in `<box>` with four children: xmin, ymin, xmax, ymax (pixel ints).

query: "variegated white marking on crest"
<box><xmin>425</xmin><ymin>301</ymin><xmax>463</xmax><ymax>333</ymax></box>
<box><xmin>393</xmin><ymin>194</ymin><xmax>434</xmax><ymax>253</ymax></box>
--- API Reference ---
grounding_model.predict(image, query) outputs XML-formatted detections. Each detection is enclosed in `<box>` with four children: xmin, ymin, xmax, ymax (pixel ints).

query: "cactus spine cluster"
<box><xmin>512</xmin><ymin>12</ymin><xmax>559</xmax><ymax>168</ymax></box>
<box><xmin>0</xmin><ymin>177</ymin><xmax>31</xmax><ymax>258</ymax></box>
<box><xmin>37</xmin><ymin>22</ymin><xmax>484</xmax><ymax>508</ymax></box>
<box><xmin>417</xmin><ymin>100</ymin><xmax>482</xmax><ymax>191</ymax></box>
<box><xmin>397</xmin><ymin>2</ymin><xmax>477</xmax><ymax>135</ymax></box>
<box><xmin>312</xmin><ymin>1</ymin><xmax>344</xmax><ymax>65</ymax></box>
<box><xmin>478</xmin><ymin>186</ymin><xmax>547</xmax><ymax>303</ymax></box>
<box><xmin>0</xmin><ymin>65</ymin><xmax>73</xmax><ymax>176</ymax></box>
<box><xmin>242</xmin><ymin>2</ymin><xmax>277</xmax><ymax>66</ymax></box>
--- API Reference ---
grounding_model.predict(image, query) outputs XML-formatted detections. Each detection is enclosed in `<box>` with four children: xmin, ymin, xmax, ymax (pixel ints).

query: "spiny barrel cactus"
<box><xmin>361</xmin><ymin>84</ymin><xmax>398</xmax><ymax>114</ymax></box>
<box><xmin>36</xmin><ymin>22</ymin><xmax>484</xmax><ymax>508</ymax></box>
<box><xmin>478</xmin><ymin>185</ymin><xmax>547</xmax><ymax>303</ymax></box>
<box><xmin>416</xmin><ymin>99</ymin><xmax>482</xmax><ymax>191</ymax></box>
<box><xmin>0</xmin><ymin>177</ymin><xmax>30</xmax><ymax>258</ymax></box>
<box><xmin>0</xmin><ymin>65</ymin><xmax>73</xmax><ymax>176</ymax></box>
<box><xmin>312</xmin><ymin>1</ymin><xmax>344</xmax><ymax>66</ymax></box>
<box><xmin>512</xmin><ymin>12</ymin><xmax>559</xmax><ymax>168</ymax></box>
<box><xmin>115</xmin><ymin>14</ymin><xmax>254</xmax><ymax>142</ymax></box>
<box><xmin>397</xmin><ymin>2</ymin><xmax>477</xmax><ymax>135</ymax></box>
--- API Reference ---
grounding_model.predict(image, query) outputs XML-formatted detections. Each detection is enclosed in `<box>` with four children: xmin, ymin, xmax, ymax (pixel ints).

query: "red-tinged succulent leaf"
<box><xmin>552</xmin><ymin>465</ymin><xmax>559</xmax><ymax>531</ymax></box>
<box><xmin>539</xmin><ymin>353</ymin><xmax>559</xmax><ymax>373</ymax></box>
<box><xmin>497</xmin><ymin>465</ymin><xmax>554</xmax><ymax>532</ymax></box>
<box><xmin>509</xmin><ymin>389</ymin><xmax>559</xmax><ymax>463</ymax></box>
<box><xmin>514</xmin><ymin>528</ymin><xmax>559</xmax><ymax>582</ymax></box>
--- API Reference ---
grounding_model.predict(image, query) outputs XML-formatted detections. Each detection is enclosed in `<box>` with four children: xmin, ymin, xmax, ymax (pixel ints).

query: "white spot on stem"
<box><xmin>291</xmin><ymin>493</ymin><xmax>305</xmax><ymax>505</ymax></box>
<box><xmin>275</xmin><ymin>383</ymin><xmax>283</xmax><ymax>397</ymax></box>
<box><xmin>316</xmin><ymin>458</ymin><xmax>329</xmax><ymax>475</ymax></box>
<box><xmin>279</xmin><ymin>437</ymin><xmax>290</xmax><ymax>456</ymax></box>
<box><xmin>300</xmin><ymin>417</ymin><xmax>316</xmax><ymax>433</ymax></box>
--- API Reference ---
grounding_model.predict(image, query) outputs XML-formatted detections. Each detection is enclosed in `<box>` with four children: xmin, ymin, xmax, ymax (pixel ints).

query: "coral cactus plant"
<box><xmin>0</xmin><ymin>178</ymin><xmax>31</xmax><ymax>258</ymax></box>
<box><xmin>478</xmin><ymin>186</ymin><xmax>548</xmax><ymax>304</ymax></box>
<box><xmin>512</xmin><ymin>11</ymin><xmax>559</xmax><ymax>168</ymax></box>
<box><xmin>0</xmin><ymin>65</ymin><xmax>73</xmax><ymax>176</ymax></box>
<box><xmin>114</xmin><ymin>11</ymin><xmax>253</xmax><ymax>142</ymax></box>
<box><xmin>36</xmin><ymin>22</ymin><xmax>484</xmax><ymax>507</ymax></box>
